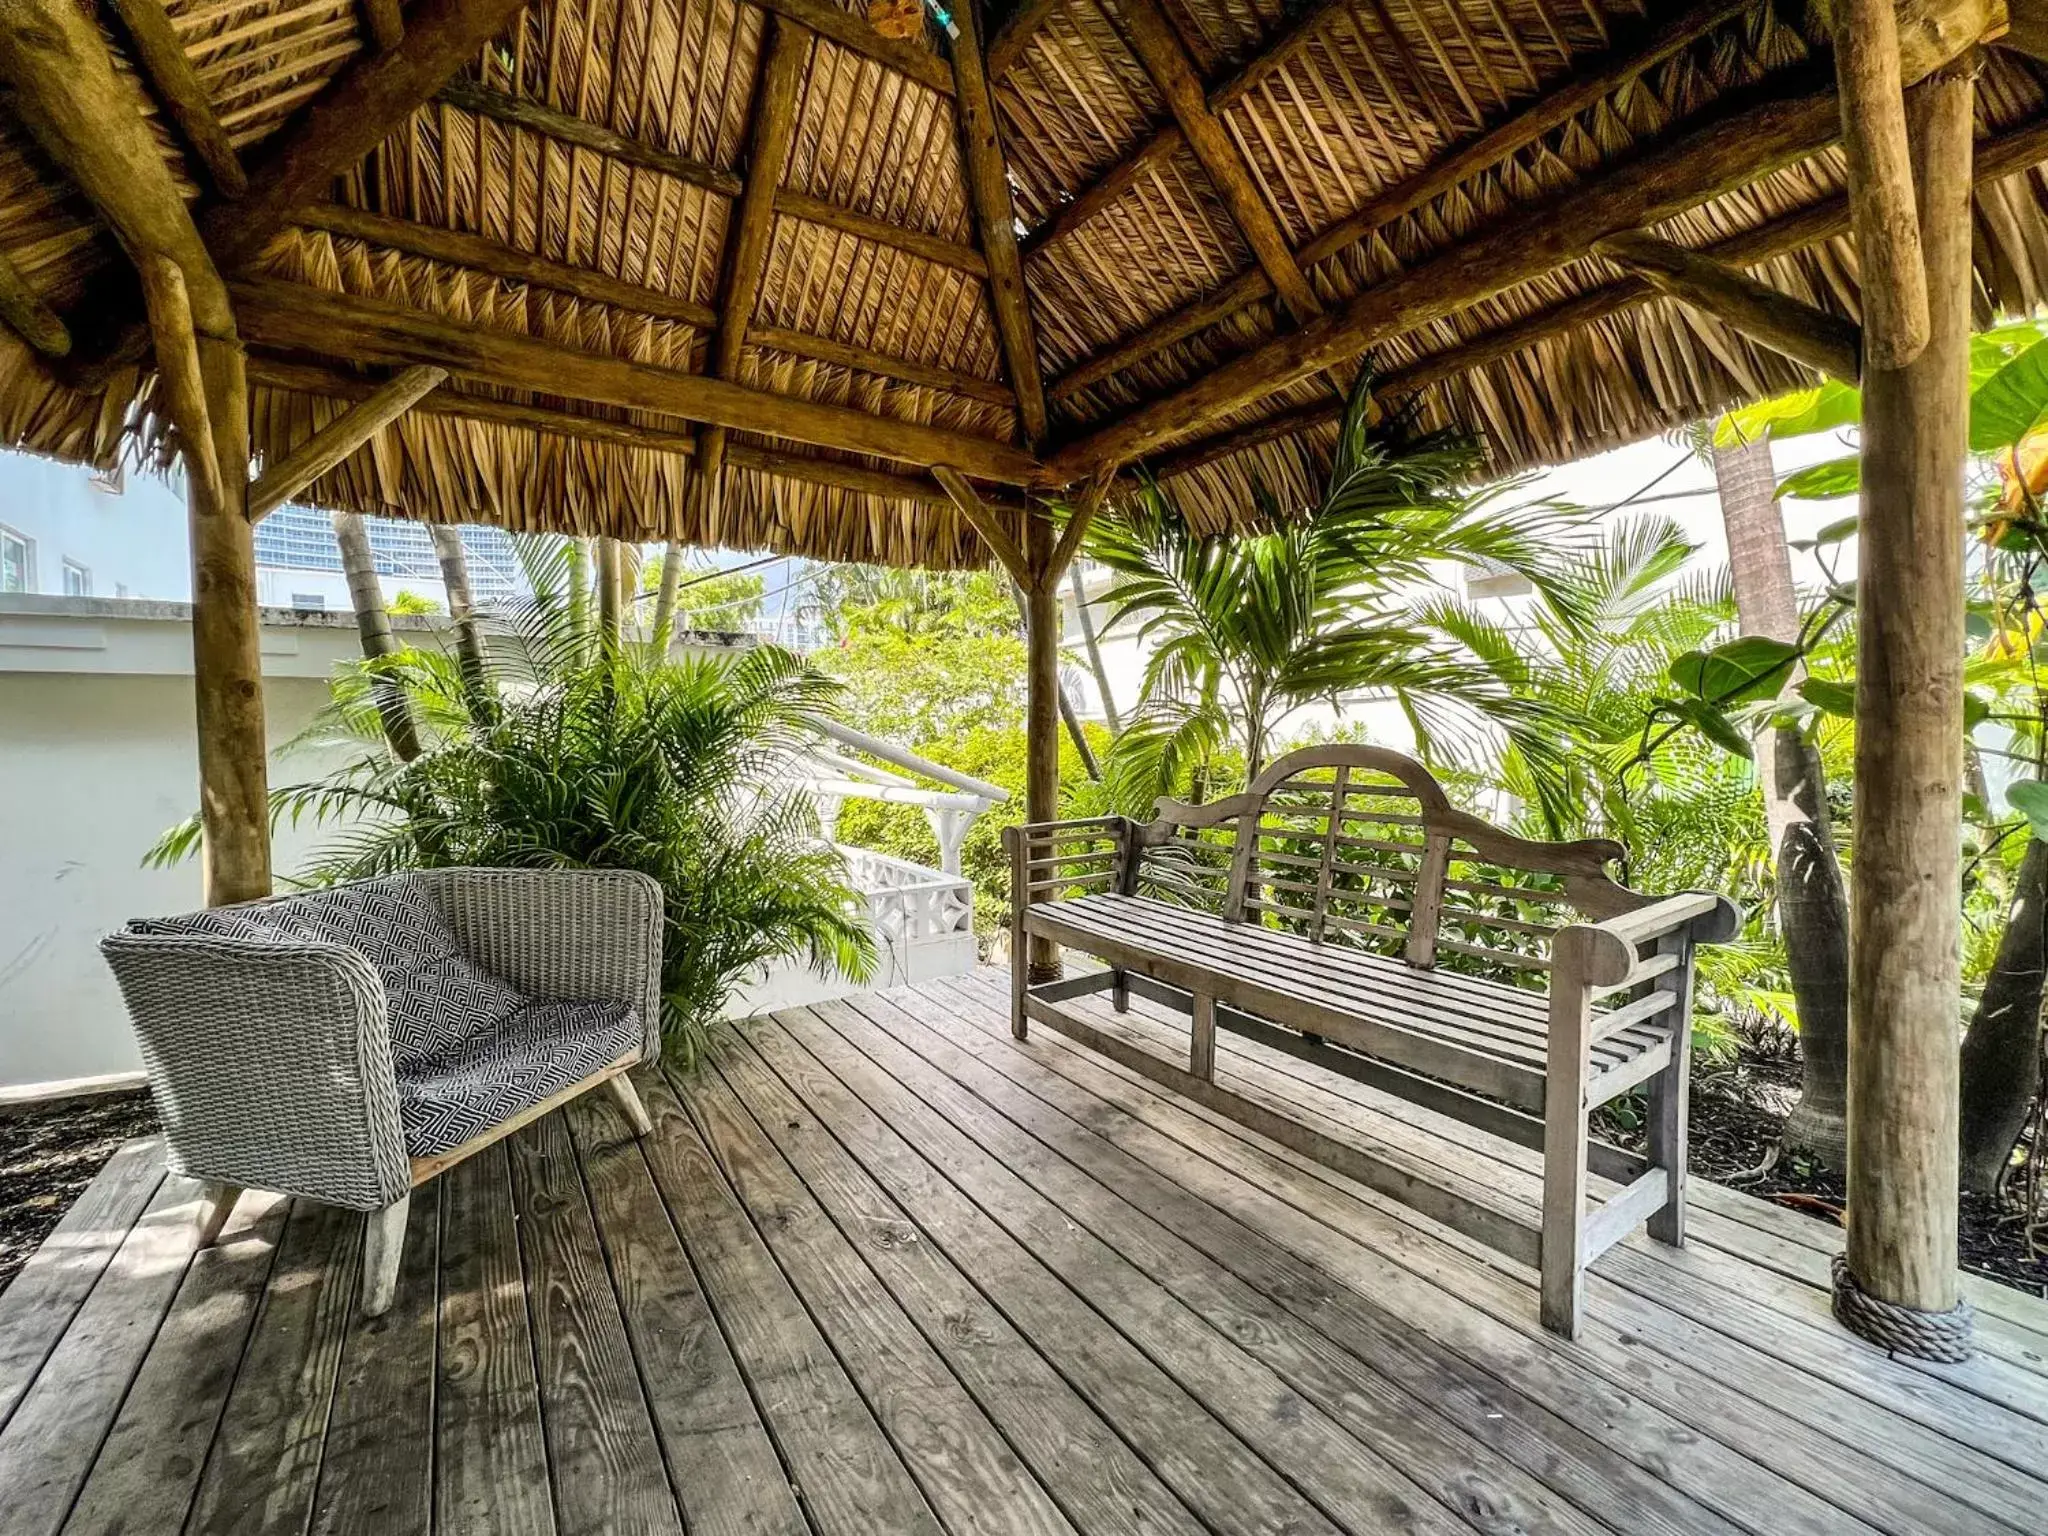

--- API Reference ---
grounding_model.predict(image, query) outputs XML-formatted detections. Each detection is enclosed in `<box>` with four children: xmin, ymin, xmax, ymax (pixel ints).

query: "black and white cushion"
<box><xmin>395</xmin><ymin>999</ymin><xmax>642</xmax><ymax>1157</ymax></box>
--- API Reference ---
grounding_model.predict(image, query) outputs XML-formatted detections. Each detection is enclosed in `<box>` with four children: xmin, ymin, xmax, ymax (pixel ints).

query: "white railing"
<box><xmin>839</xmin><ymin>846</ymin><xmax>977</xmax><ymax>988</ymax></box>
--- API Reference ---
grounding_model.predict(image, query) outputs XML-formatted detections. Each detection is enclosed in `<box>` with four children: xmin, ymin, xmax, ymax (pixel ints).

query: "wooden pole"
<box><xmin>1023</xmin><ymin>507</ymin><xmax>1063</xmax><ymax>983</ymax></box>
<box><xmin>1593</xmin><ymin>230</ymin><xmax>1863</xmax><ymax>382</ymax></box>
<box><xmin>1839</xmin><ymin>54</ymin><xmax>1975</xmax><ymax>1357</ymax></box>
<box><xmin>949</xmin><ymin>0</ymin><xmax>1050</xmax><ymax>444</ymax></box>
<box><xmin>0</xmin><ymin>247</ymin><xmax>70</xmax><ymax>358</ymax></box>
<box><xmin>189</xmin><ymin>335</ymin><xmax>273</xmax><ymax>903</ymax></box>
<box><xmin>103</xmin><ymin>0</ymin><xmax>248</xmax><ymax>198</ymax></box>
<box><xmin>1831</xmin><ymin>0</ymin><xmax>1931</xmax><ymax>369</ymax></box>
<box><xmin>247</xmin><ymin>365</ymin><xmax>448</xmax><ymax>519</ymax></box>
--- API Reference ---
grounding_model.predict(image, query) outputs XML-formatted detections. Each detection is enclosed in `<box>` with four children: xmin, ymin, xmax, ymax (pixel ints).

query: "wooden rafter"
<box><xmin>361</xmin><ymin>0</ymin><xmax>406</xmax><ymax>51</ymax></box>
<box><xmin>1594</xmin><ymin>230</ymin><xmax>1863</xmax><ymax>382</ymax></box>
<box><xmin>104</xmin><ymin>0</ymin><xmax>248</xmax><ymax>198</ymax></box>
<box><xmin>1150</xmin><ymin>110</ymin><xmax>2048</xmax><ymax>482</ymax></box>
<box><xmin>229</xmin><ymin>278</ymin><xmax>1047</xmax><ymax>485</ymax></box>
<box><xmin>696</xmin><ymin>17</ymin><xmax>816</xmax><ymax>527</ymax></box>
<box><xmin>935</xmin><ymin>463</ymin><xmax>1029</xmax><ymax>584</ymax></box>
<box><xmin>1047</xmin><ymin>0</ymin><xmax>1752</xmax><ymax>401</ymax></box>
<box><xmin>439</xmin><ymin>83</ymin><xmax>989</xmax><ymax>276</ymax></box>
<box><xmin>292</xmin><ymin>205</ymin><xmax>1011</xmax><ymax>404</ymax></box>
<box><xmin>753</xmin><ymin>0</ymin><xmax>953</xmax><ymax>96</ymax></box>
<box><xmin>1051</xmin><ymin>85</ymin><xmax>1847</xmax><ymax>476</ymax></box>
<box><xmin>245</xmin><ymin>356</ymin><xmax>967</xmax><ymax>508</ymax></box>
<box><xmin>988</xmin><ymin>0</ymin><xmax>1066</xmax><ymax>79</ymax></box>
<box><xmin>1106</xmin><ymin>0</ymin><xmax>1321</xmax><ymax>325</ymax></box>
<box><xmin>248</xmin><ymin>365</ymin><xmax>449</xmax><ymax>519</ymax></box>
<box><xmin>951</xmin><ymin>0</ymin><xmax>1051</xmax><ymax>444</ymax></box>
<box><xmin>0</xmin><ymin>247</ymin><xmax>69</xmax><ymax>358</ymax></box>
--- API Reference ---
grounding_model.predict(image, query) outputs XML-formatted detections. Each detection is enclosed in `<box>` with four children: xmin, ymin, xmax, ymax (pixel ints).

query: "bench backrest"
<box><xmin>1126</xmin><ymin>745</ymin><xmax>1663</xmax><ymax>985</ymax></box>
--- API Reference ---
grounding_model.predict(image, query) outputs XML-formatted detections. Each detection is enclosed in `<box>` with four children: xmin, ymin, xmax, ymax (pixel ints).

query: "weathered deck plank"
<box><xmin>636</xmin><ymin>1071</ymin><xmax>944</xmax><ymax>1536</ymax></box>
<box><xmin>1</xmin><ymin>971</ymin><xmax>2044</xmax><ymax>1536</ymax></box>
<box><xmin>506</xmin><ymin>1110</ymin><xmax>683</xmax><ymax>1536</ymax></box>
<box><xmin>561</xmin><ymin>1079</ymin><xmax>806</xmax><ymax>1536</ymax></box>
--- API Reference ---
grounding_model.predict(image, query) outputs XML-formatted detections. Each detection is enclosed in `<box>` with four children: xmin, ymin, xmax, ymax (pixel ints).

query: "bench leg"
<box><xmin>194</xmin><ymin>1181</ymin><xmax>242</xmax><ymax>1250</ymax></box>
<box><xmin>1190</xmin><ymin>993</ymin><xmax>1216</xmax><ymax>1081</ymax></box>
<box><xmin>362</xmin><ymin>1193</ymin><xmax>410</xmax><ymax>1318</ymax></box>
<box><xmin>1541</xmin><ymin>934</ymin><xmax>1595</xmax><ymax>1338</ymax></box>
<box><xmin>1111</xmin><ymin>965</ymin><xmax>1129</xmax><ymax>1012</ymax></box>
<box><xmin>1006</xmin><ymin>826</ymin><xmax>1029</xmax><ymax>1040</ymax></box>
<box><xmin>1646</xmin><ymin>935</ymin><xmax>1693</xmax><ymax>1246</ymax></box>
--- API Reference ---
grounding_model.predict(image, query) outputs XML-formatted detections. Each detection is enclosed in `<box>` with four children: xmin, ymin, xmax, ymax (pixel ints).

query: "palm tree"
<box><xmin>331</xmin><ymin>509</ymin><xmax>421</xmax><ymax>762</ymax></box>
<box><xmin>1088</xmin><ymin>381</ymin><xmax>1587</xmax><ymax>820</ymax></box>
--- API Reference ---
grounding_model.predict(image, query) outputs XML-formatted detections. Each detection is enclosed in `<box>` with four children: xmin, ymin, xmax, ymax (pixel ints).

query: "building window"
<box><xmin>62</xmin><ymin>560</ymin><xmax>91</xmax><ymax>597</ymax></box>
<box><xmin>290</xmin><ymin>592</ymin><xmax>327</xmax><ymax>610</ymax></box>
<box><xmin>0</xmin><ymin>526</ymin><xmax>30</xmax><ymax>593</ymax></box>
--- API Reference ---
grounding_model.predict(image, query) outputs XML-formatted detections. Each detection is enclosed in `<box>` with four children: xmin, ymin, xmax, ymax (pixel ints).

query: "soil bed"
<box><xmin>1603</xmin><ymin>1049</ymin><xmax>2048</xmax><ymax>1298</ymax></box>
<box><xmin>0</xmin><ymin>1090</ymin><xmax>157</xmax><ymax>1293</ymax></box>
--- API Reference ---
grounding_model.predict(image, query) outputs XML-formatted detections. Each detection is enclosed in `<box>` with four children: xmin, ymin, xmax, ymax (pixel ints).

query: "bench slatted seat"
<box><xmin>1005</xmin><ymin>745</ymin><xmax>1739</xmax><ymax>1337</ymax></box>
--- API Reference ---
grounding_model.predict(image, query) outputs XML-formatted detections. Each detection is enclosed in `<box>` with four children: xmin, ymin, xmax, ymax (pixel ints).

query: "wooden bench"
<box><xmin>1003</xmin><ymin>744</ymin><xmax>1740</xmax><ymax>1336</ymax></box>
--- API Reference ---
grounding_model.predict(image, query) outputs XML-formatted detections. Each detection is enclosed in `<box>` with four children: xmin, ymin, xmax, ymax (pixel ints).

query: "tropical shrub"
<box><xmin>153</xmin><ymin>545</ymin><xmax>874</xmax><ymax>1064</ymax></box>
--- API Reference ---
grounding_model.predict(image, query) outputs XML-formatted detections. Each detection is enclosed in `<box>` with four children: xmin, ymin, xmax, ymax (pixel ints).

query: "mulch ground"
<box><xmin>3</xmin><ymin>1057</ymin><xmax>2044</xmax><ymax>1302</ymax></box>
<box><xmin>0</xmin><ymin>1091</ymin><xmax>157</xmax><ymax>1294</ymax></box>
<box><xmin>1603</xmin><ymin>1050</ymin><xmax>2048</xmax><ymax>1299</ymax></box>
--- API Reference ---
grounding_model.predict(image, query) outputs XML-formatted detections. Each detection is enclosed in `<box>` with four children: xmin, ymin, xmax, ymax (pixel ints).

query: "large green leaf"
<box><xmin>1776</xmin><ymin>456</ymin><xmax>1860</xmax><ymax>502</ymax></box>
<box><xmin>1670</xmin><ymin>636</ymin><xmax>1802</xmax><ymax>706</ymax></box>
<box><xmin>1798</xmin><ymin>676</ymin><xmax>1856</xmax><ymax>717</ymax></box>
<box><xmin>1674</xmin><ymin>697</ymin><xmax>1755</xmax><ymax>759</ymax></box>
<box><xmin>2008</xmin><ymin>779</ymin><xmax>2048</xmax><ymax>838</ymax></box>
<box><xmin>1968</xmin><ymin>335</ymin><xmax>2048</xmax><ymax>453</ymax></box>
<box><xmin>1715</xmin><ymin>381</ymin><xmax>1861</xmax><ymax>447</ymax></box>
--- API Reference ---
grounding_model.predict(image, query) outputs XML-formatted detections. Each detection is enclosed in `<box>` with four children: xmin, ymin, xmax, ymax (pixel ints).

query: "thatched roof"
<box><xmin>0</xmin><ymin>0</ymin><xmax>2043</xmax><ymax>566</ymax></box>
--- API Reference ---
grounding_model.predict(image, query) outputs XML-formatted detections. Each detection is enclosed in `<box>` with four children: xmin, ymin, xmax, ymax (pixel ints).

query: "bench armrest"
<box><xmin>99</xmin><ymin>932</ymin><xmax>409</xmax><ymax>1209</ymax></box>
<box><xmin>1564</xmin><ymin>891</ymin><xmax>1744</xmax><ymax>992</ymax></box>
<box><xmin>417</xmin><ymin>867</ymin><xmax>666</xmax><ymax>1061</ymax></box>
<box><xmin>1007</xmin><ymin>818</ymin><xmax>1132</xmax><ymax>906</ymax></box>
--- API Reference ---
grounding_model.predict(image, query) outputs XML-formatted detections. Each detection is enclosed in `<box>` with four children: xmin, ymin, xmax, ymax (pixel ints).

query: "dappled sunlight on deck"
<box><xmin>2</xmin><ymin>971</ymin><xmax>2044</xmax><ymax>1535</ymax></box>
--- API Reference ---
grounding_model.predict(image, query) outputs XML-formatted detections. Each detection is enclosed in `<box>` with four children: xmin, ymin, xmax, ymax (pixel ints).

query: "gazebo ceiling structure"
<box><xmin>0</xmin><ymin>0</ymin><xmax>2040</xmax><ymax>570</ymax></box>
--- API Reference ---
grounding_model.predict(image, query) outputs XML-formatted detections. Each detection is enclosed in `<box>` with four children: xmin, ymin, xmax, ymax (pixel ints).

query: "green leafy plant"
<box><xmin>152</xmin><ymin>539</ymin><xmax>873</xmax><ymax>1063</ymax></box>
<box><xmin>1088</xmin><ymin>376</ymin><xmax>1590</xmax><ymax>822</ymax></box>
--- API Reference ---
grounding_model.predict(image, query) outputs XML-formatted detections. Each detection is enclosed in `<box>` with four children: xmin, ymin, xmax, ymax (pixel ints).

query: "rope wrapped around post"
<box><xmin>1830</xmin><ymin>1253</ymin><xmax>1975</xmax><ymax>1362</ymax></box>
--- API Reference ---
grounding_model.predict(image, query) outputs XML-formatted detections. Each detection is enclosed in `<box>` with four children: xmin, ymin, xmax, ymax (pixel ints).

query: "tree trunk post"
<box><xmin>1837</xmin><ymin>53</ymin><xmax>1975</xmax><ymax>1361</ymax></box>
<box><xmin>596</xmin><ymin>537</ymin><xmax>623</xmax><ymax>646</ymax></box>
<box><xmin>1023</xmin><ymin>508</ymin><xmax>1063</xmax><ymax>984</ymax></box>
<box><xmin>650</xmin><ymin>540</ymin><xmax>684</xmax><ymax>655</ymax></box>
<box><xmin>189</xmin><ymin>335</ymin><xmax>272</xmax><ymax>904</ymax></box>
<box><xmin>429</xmin><ymin>524</ymin><xmax>490</xmax><ymax>707</ymax></box>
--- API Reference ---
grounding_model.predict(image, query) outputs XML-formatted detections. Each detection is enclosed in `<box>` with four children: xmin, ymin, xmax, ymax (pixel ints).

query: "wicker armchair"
<box><xmin>102</xmin><ymin>867</ymin><xmax>665</xmax><ymax>1314</ymax></box>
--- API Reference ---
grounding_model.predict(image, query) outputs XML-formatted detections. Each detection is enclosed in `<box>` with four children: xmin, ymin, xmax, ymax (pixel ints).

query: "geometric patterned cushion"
<box><xmin>133</xmin><ymin>876</ymin><xmax>527</xmax><ymax>1067</ymax></box>
<box><xmin>393</xmin><ymin>997</ymin><xmax>642</xmax><ymax>1157</ymax></box>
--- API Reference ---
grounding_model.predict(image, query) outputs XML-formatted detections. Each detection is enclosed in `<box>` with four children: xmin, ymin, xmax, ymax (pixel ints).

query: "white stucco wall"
<box><xmin>0</xmin><ymin>599</ymin><xmax>412</xmax><ymax>1090</ymax></box>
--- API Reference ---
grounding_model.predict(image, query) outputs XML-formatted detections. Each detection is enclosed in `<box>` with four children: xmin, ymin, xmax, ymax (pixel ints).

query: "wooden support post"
<box><xmin>1838</xmin><ymin>53</ymin><xmax>1976</xmax><ymax>1360</ymax></box>
<box><xmin>1022</xmin><ymin>508</ymin><xmax>1063</xmax><ymax>984</ymax></box>
<box><xmin>596</xmin><ymin>538</ymin><xmax>624</xmax><ymax>645</ymax></box>
<box><xmin>247</xmin><ymin>365</ymin><xmax>447</xmax><ymax>519</ymax></box>
<box><xmin>1593</xmin><ymin>230</ymin><xmax>1863</xmax><ymax>382</ymax></box>
<box><xmin>189</xmin><ymin>333</ymin><xmax>272</xmax><ymax>904</ymax></box>
<box><xmin>1829</xmin><ymin>0</ymin><xmax>1933</xmax><ymax>369</ymax></box>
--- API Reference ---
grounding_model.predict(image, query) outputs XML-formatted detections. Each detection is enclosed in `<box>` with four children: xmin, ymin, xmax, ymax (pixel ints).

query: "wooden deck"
<box><xmin>4</xmin><ymin>971</ymin><xmax>2047</xmax><ymax>1536</ymax></box>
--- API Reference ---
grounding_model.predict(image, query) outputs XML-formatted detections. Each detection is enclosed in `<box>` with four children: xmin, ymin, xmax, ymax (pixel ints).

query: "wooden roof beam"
<box><xmin>361</xmin><ymin>0</ymin><xmax>406</xmax><ymax>51</ymax></box>
<box><xmin>1594</xmin><ymin>229</ymin><xmax>1863</xmax><ymax>382</ymax></box>
<box><xmin>1150</xmin><ymin>111</ymin><xmax>2048</xmax><ymax>481</ymax></box>
<box><xmin>698</xmin><ymin>18</ymin><xmax>815</xmax><ymax>533</ymax></box>
<box><xmin>229</xmin><ymin>277</ymin><xmax>1047</xmax><ymax>485</ymax></box>
<box><xmin>0</xmin><ymin>0</ymin><xmax>232</xmax><ymax>337</ymax></box>
<box><xmin>752</xmin><ymin>0</ymin><xmax>953</xmax><ymax>96</ymax></box>
<box><xmin>439</xmin><ymin>83</ymin><xmax>988</xmax><ymax>276</ymax></box>
<box><xmin>0</xmin><ymin>248</ymin><xmax>70</xmax><ymax>358</ymax></box>
<box><xmin>200</xmin><ymin>0</ymin><xmax>536</xmax><ymax>273</ymax></box>
<box><xmin>293</xmin><ymin>204</ymin><xmax>1011</xmax><ymax>403</ymax></box>
<box><xmin>248</xmin><ymin>364</ymin><xmax>448</xmax><ymax>519</ymax></box>
<box><xmin>1106</xmin><ymin>0</ymin><xmax>1322</xmax><ymax>325</ymax></box>
<box><xmin>934</xmin><ymin>464</ymin><xmax>1030</xmax><ymax>584</ymax></box>
<box><xmin>1051</xmin><ymin>84</ymin><xmax>1852</xmax><ymax>476</ymax></box>
<box><xmin>952</xmin><ymin>0</ymin><xmax>1051</xmax><ymax>443</ymax></box>
<box><xmin>105</xmin><ymin>0</ymin><xmax>248</xmax><ymax>198</ymax></box>
<box><xmin>1047</xmin><ymin>0</ymin><xmax>1752</xmax><ymax>401</ymax></box>
<box><xmin>988</xmin><ymin>0</ymin><xmax>1066</xmax><ymax>79</ymax></box>
<box><xmin>245</xmin><ymin>356</ymin><xmax>966</xmax><ymax>508</ymax></box>
<box><xmin>1022</xmin><ymin>0</ymin><xmax>1358</xmax><ymax>261</ymax></box>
